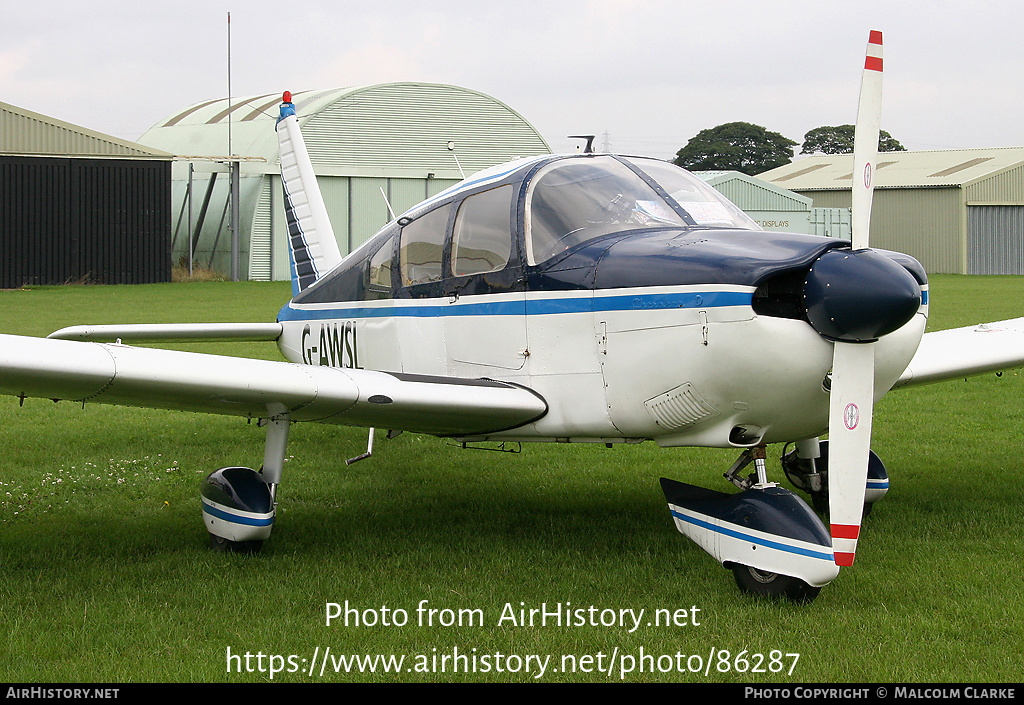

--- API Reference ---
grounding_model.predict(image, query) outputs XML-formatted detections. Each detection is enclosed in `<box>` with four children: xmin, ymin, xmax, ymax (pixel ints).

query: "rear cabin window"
<box><xmin>400</xmin><ymin>205</ymin><xmax>450</xmax><ymax>286</ymax></box>
<box><xmin>451</xmin><ymin>185</ymin><xmax>514</xmax><ymax>277</ymax></box>
<box><xmin>364</xmin><ymin>234</ymin><xmax>395</xmax><ymax>300</ymax></box>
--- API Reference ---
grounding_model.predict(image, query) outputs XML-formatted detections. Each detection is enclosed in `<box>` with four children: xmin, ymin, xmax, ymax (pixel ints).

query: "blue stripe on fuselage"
<box><xmin>278</xmin><ymin>290</ymin><xmax>753</xmax><ymax>322</ymax></box>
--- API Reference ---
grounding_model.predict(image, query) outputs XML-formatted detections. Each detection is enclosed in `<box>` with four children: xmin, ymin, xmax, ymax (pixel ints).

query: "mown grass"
<box><xmin>0</xmin><ymin>276</ymin><xmax>1022</xmax><ymax>683</ymax></box>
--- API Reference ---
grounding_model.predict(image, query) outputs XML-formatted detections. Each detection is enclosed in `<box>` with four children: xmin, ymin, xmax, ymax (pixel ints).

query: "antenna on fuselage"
<box><xmin>569</xmin><ymin>135</ymin><xmax>596</xmax><ymax>154</ymax></box>
<box><xmin>379</xmin><ymin>187</ymin><xmax>396</xmax><ymax>221</ymax></box>
<box><xmin>447</xmin><ymin>140</ymin><xmax>466</xmax><ymax>179</ymax></box>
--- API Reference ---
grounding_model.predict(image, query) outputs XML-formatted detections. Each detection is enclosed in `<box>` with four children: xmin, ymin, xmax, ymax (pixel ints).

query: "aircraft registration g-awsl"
<box><xmin>3</xmin><ymin>32</ymin><xmax>1024</xmax><ymax>603</ymax></box>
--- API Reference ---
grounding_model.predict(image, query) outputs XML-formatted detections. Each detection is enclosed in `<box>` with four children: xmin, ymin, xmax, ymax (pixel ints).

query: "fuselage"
<box><xmin>276</xmin><ymin>154</ymin><xmax>928</xmax><ymax>448</ymax></box>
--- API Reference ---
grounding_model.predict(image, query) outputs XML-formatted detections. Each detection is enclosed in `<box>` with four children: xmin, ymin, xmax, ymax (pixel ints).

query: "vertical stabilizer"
<box><xmin>276</xmin><ymin>92</ymin><xmax>343</xmax><ymax>295</ymax></box>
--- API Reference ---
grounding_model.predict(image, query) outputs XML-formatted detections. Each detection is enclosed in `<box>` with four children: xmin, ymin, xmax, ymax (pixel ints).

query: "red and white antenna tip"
<box><xmin>282</xmin><ymin>91</ymin><xmax>292</xmax><ymax>103</ymax></box>
<box><xmin>868</xmin><ymin>30</ymin><xmax>883</xmax><ymax>45</ymax></box>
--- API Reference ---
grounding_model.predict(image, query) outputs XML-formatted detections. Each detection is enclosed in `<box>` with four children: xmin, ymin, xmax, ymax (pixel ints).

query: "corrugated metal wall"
<box><xmin>170</xmin><ymin>168</ymin><xmax>259</xmax><ymax>278</ymax></box>
<box><xmin>155</xmin><ymin>84</ymin><xmax>550</xmax><ymax>282</ymax></box>
<box><xmin>250</xmin><ymin>178</ymin><xmax>273</xmax><ymax>281</ymax></box>
<box><xmin>250</xmin><ymin>173</ymin><xmax>461</xmax><ymax>281</ymax></box>
<box><xmin>965</xmin><ymin>163</ymin><xmax>1024</xmax><ymax>203</ymax></box>
<box><xmin>1</xmin><ymin>102</ymin><xmax>165</xmax><ymax>158</ymax></box>
<box><xmin>964</xmin><ymin>165</ymin><xmax>1024</xmax><ymax>274</ymax></box>
<box><xmin>1</xmin><ymin>156</ymin><xmax>171</xmax><ymax>287</ymax></box>
<box><xmin>809</xmin><ymin>208</ymin><xmax>851</xmax><ymax>238</ymax></box>
<box><xmin>711</xmin><ymin>179</ymin><xmax>805</xmax><ymax>212</ymax></box>
<box><xmin>304</xmin><ymin>84</ymin><xmax>547</xmax><ymax>176</ymax></box>
<box><xmin>796</xmin><ymin>187</ymin><xmax>964</xmax><ymax>274</ymax></box>
<box><xmin>967</xmin><ymin>206</ymin><xmax>1024</xmax><ymax>274</ymax></box>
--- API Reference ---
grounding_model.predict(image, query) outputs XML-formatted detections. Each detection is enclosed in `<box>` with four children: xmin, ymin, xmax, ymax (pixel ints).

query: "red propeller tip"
<box><xmin>834</xmin><ymin>552</ymin><xmax>856</xmax><ymax>567</ymax></box>
<box><xmin>831</xmin><ymin>523</ymin><xmax>861</xmax><ymax>540</ymax></box>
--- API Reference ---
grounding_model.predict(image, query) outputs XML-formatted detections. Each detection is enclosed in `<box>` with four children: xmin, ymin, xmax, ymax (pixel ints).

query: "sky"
<box><xmin>4</xmin><ymin>0</ymin><xmax>1024</xmax><ymax>162</ymax></box>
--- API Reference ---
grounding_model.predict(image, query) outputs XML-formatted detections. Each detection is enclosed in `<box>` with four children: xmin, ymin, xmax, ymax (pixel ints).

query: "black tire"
<box><xmin>730</xmin><ymin>564</ymin><xmax>821</xmax><ymax>603</ymax></box>
<box><xmin>782</xmin><ymin>441</ymin><xmax>879</xmax><ymax>520</ymax></box>
<box><xmin>208</xmin><ymin>533</ymin><xmax>264</xmax><ymax>555</ymax></box>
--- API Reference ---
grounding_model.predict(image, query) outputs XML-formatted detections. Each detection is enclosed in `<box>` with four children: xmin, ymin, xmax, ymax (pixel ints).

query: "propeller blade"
<box><xmin>827</xmin><ymin>341</ymin><xmax>875</xmax><ymax>566</ymax></box>
<box><xmin>851</xmin><ymin>30</ymin><xmax>883</xmax><ymax>250</ymax></box>
<box><xmin>825</xmin><ymin>30</ymin><xmax>885</xmax><ymax>568</ymax></box>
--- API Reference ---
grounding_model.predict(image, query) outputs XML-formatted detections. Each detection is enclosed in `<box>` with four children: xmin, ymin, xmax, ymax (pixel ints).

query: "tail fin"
<box><xmin>276</xmin><ymin>91</ymin><xmax>343</xmax><ymax>295</ymax></box>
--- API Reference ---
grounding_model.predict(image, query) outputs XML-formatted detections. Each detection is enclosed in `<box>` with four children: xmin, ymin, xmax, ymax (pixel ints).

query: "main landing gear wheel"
<box><xmin>730</xmin><ymin>564</ymin><xmax>822</xmax><ymax>604</ymax></box>
<box><xmin>200</xmin><ymin>411</ymin><xmax>290</xmax><ymax>554</ymax></box>
<box><xmin>201</xmin><ymin>466</ymin><xmax>276</xmax><ymax>553</ymax></box>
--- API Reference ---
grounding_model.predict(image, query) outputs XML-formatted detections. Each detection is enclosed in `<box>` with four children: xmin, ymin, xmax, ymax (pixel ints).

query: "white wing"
<box><xmin>893</xmin><ymin>317</ymin><xmax>1024</xmax><ymax>388</ymax></box>
<box><xmin>0</xmin><ymin>333</ymin><xmax>547</xmax><ymax>437</ymax></box>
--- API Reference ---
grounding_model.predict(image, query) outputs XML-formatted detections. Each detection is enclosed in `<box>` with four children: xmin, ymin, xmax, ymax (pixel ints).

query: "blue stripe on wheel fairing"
<box><xmin>669</xmin><ymin>507</ymin><xmax>836</xmax><ymax>563</ymax></box>
<box><xmin>278</xmin><ymin>290</ymin><xmax>753</xmax><ymax>322</ymax></box>
<box><xmin>202</xmin><ymin>499</ymin><xmax>275</xmax><ymax>527</ymax></box>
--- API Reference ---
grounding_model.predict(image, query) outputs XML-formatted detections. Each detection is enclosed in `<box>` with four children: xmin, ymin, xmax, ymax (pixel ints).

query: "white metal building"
<box><xmin>693</xmin><ymin>171</ymin><xmax>814</xmax><ymax>233</ymax></box>
<box><xmin>139</xmin><ymin>83</ymin><xmax>551</xmax><ymax>280</ymax></box>
<box><xmin>759</xmin><ymin>147</ymin><xmax>1024</xmax><ymax>274</ymax></box>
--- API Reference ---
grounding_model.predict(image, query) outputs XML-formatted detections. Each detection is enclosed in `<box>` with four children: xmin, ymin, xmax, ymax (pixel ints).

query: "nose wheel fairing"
<box><xmin>660</xmin><ymin>477</ymin><xmax>840</xmax><ymax>593</ymax></box>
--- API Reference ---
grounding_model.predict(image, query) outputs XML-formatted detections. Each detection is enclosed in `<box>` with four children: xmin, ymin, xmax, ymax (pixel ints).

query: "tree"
<box><xmin>673</xmin><ymin>122</ymin><xmax>797</xmax><ymax>176</ymax></box>
<box><xmin>800</xmin><ymin>125</ymin><xmax>906</xmax><ymax>155</ymax></box>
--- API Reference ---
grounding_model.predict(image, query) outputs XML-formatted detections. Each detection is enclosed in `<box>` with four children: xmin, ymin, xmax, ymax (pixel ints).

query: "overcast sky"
<box><xmin>4</xmin><ymin>0</ymin><xmax>1024</xmax><ymax>161</ymax></box>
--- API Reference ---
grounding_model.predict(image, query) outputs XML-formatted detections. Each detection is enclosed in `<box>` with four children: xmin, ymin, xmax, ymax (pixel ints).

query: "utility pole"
<box><xmin>228</xmin><ymin>11</ymin><xmax>240</xmax><ymax>282</ymax></box>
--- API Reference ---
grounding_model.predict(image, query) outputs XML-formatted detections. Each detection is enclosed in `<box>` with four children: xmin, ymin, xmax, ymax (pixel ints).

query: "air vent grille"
<box><xmin>644</xmin><ymin>383</ymin><xmax>718</xmax><ymax>430</ymax></box>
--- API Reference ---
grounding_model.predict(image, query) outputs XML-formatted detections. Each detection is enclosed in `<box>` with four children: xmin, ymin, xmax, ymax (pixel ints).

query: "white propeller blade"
<box><xmin>850</xmin><ymin>30</ymin><xmax>883</xmax><ymax>251</ymax></box>
<box><xmin>828</xmin><ymin>343</ymin><xmax>875</xmax><ymax>565</ymax></box>
<box><xmin>828</xmin><ymin>30</ymin><xmax>884</xmax><ymax>566</ymax></box>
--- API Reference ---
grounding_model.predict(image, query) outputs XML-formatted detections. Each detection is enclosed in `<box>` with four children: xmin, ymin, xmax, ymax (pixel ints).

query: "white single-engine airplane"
<box><xmin>3</xmin><ymin>32</ymin><xmax>1024</xmax><ymax>602</ymax></box>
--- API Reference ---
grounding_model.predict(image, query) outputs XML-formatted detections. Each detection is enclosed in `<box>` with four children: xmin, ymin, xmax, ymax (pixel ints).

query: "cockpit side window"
<box><xmin>624</xmin><ymin>157</ymin><xmax>760</xmax><ymax>230</ymax></box>
<box><xmin>400</xmin><ymin>204</ymin><xmax>451</xmax><ymax>286</ymax></box>
<box><xmin>451</xmin><ymin>185</ymin><xmax>513</xmax><ymax>277</ymax></box>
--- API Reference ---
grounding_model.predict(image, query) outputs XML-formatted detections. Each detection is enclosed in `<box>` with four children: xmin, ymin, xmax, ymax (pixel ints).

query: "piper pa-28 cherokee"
<box><xmin>3</xmin><ymin>32</ymin><xmax>1024</xmax><ymax>603</ymax></box>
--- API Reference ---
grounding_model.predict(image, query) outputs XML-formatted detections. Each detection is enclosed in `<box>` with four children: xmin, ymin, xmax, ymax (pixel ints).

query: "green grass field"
<box><xmin>1</xmin><ymin>276</ymin><xmax>1022</xmax><ymax>683</ymax></box>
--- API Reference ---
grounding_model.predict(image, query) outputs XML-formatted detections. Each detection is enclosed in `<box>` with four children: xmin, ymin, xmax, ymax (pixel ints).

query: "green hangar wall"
<box><xmin>139</xmin><ymin>83</ymin><xmax>552</xmax><ymax>281</ymax></box>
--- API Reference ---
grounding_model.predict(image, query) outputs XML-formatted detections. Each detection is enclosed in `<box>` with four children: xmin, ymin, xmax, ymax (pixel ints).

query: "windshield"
<box><xmin>526</xmin><ymin>156</ymin><xmax>686</xmax><ymax>264</ymax></box>
<box><xmin>625</xmin><ymin>157</ymin><xmax>760</xmax><ymax>230</ymax></box>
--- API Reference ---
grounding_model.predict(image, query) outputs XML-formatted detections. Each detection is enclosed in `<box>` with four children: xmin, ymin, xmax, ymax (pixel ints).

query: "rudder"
<box><xmin>276</xmin><ymin>92</ymin><xmax>343</xmax><ymax>295</ymax></box>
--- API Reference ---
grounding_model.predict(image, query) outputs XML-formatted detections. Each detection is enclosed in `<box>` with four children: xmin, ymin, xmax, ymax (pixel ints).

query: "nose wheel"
<box><xmin>781</xmin><ymin>440</ymin><xmax>889</xmax><ymax>517</ymax></box>
<box><xmin>661</xmin><ymin>475</ymin><xmax>839</xmax><ymax>604</ymax></box>
<box><xmin>730</xmin><ymin>564</ymin><xmax>822</xmax><ymax>603</ymax></box>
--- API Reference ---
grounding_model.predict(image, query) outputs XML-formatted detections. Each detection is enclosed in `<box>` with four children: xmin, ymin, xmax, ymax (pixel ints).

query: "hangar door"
<box><xmin>968</xmin><ymin>205</ymin><xmax>1024</xmax><ymax>275</ymax></box>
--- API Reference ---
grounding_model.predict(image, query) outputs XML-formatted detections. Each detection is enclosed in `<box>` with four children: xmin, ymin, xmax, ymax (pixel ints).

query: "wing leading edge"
<box><xmin>0</xmin><ymin>333</ymin><xmax>547</xmax><ymax>437</ymax></box>
<box><xmin>48</xmin><ymin>323</ymin><xmax>284</xmax><ymax>343</ymax></box>
<box><xmin>893</xmin><ymin>317</ymin><xmax>1024</xmax><ymax>388</ymax></box>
